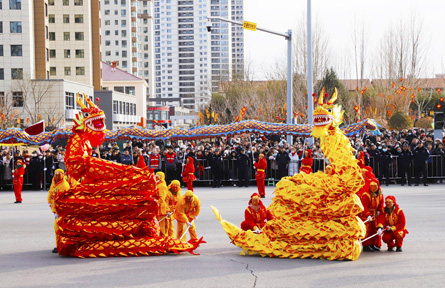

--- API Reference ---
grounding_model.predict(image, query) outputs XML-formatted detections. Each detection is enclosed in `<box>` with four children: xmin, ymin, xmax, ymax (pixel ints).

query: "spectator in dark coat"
<box><xmin>211</xmin><ymin>149</ymin><xmax>223</xmax><ymax>188</ymax></box>
<box><xmin>29</xmin><ymin>151</ymin><xmax>43</xmax><ymax>190</ymax></box>
<box><xmin>413</xmin><ymin>140</ymin><xmax>429</xmax><ymax>186</ymax></box>
<box><xmin>433</xmin><ymin>142</ymin><xmax>445</xmax><ymax>183</ymax></box>
<box><xmin>275</xmin><ymin>146</ymin><xmax>290</xmax><ymax>180</ymax></box>
<box><xmin>120</xmin><ymin>150</ymin><xmax>133</xmax><ymax>165</ymax></box>
<box><xmin>378</xmin><ymin>145</ymin><xmax>392</xmax><ymax>186</ymax></box>
<box><xmin>237</xmin><ymin>148</ymin><xmax>250</xmax><ymax>187</ymax></box>
<box><xmin>398</xmin><ymin>142</ymin><xmax>413</xmax><ymax>186</ymax></box>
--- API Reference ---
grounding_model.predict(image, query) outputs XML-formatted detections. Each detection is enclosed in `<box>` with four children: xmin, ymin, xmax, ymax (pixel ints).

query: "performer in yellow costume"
<box><xmin>212</xmin><ymin>88</ymin><xmax>377</xmax><ymax>260</ymax></box>
<box><xmin>166</xmin><ymin>180</ymin><xmax>182</xmax><ymax>238</ymax></box>
<box><xmin>155</xmin><ymin>172</ymin><xmax>170</xmax><ymax>237</ymax></box>
<box><xmin>175</xmin><ymin>190</ymin><xmax>200</xmax><ymax>242</ymax></box>
<box><xmin>47</xmin><ymin>169</ymin><xmax>70</xmax><ymax>253</ymax></box>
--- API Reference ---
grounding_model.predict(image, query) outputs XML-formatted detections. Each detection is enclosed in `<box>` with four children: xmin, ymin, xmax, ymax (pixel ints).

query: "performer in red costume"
<box><xmin>254</xmin><ymin>153</ymin><xmax>267</xmax><ymax>198</ymax></box>
<box><xmin>360</xmin><ymin>180</ymin><xmax>384</xmax><ymax>252</ymax></box>
<box><xmin>136</xmin><ymin>152</ymin><xmax>146</xmax><ymax>168</ymax></box>
<box><xmin>182</xmin><ymin>157</ymin><xmax>196</xmax><ymax>191</ymax></box>
<box><xmin>377</xmin><ymin>195</ymin><xmax>408</xmax><ymax>252</ymax></box>
<box><xmin>240</xmin><ymin>193</ymin><xmax>274</xmax><ymax>232</ymax></box>
<box><xmin>300</xmin><ymin>150</ymin><xmax>313</xmax><ymax>174</ymax></box>
<box><xmin>13</xmin><ymin>159</ymin><xmax>26</xmax><ymax>203</ymax></box>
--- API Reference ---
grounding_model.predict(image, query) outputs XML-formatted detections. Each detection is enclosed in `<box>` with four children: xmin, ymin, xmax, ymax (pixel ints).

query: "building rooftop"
<box><xmin>102</xmin><ymin>62</ymin><xmax>144</xmax><ymax>82</ymax></box>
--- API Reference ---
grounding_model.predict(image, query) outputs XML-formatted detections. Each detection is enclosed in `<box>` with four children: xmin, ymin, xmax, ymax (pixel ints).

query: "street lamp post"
<box><xmin>206</xmin><ymin>16</ymin><xmax>293</xmax><ymax>144</ymax></box>
<box><xmin>307</xmin><ymin>0</ymin><xmax>314</xmax><ymax>146</ymax></box>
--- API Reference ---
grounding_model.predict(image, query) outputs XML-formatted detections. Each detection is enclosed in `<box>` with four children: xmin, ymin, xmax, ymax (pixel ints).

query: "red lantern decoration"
<box><xmin>437</xmin><ymin>104</ymin><xmax>442</xmax><ymax>110</ymax></box>
<box><xmin>440</xmin><ymin>97</ymin><xmax>444</xmax><ymax>103</ymax></box>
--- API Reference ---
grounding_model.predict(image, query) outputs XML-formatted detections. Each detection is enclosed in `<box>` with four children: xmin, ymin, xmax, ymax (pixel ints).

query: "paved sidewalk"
<box><xmin>1</xmin><ymin>184</ymin><xmax>444</xmax><ymax>288</ymax></box>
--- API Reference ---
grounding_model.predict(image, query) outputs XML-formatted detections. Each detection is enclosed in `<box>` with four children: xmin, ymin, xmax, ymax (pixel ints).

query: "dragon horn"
<box><xmin>327</xmin><ymin>88</ymin><xmax>338</xmax><ymax>104</ymax></box>
<box><xmin>318</xmin><ymin>87</ymin><xmax>325</xmax><ymax>105</ymax></box>
<box><xmin>76</xmin><ymin>93</ymin><xmax>87</xmax><ymax>109</ymax></box>
<box><xmin>84</xmin><ymin>93</ymin><xmax>96</xmax><ymax>108</ymax></box>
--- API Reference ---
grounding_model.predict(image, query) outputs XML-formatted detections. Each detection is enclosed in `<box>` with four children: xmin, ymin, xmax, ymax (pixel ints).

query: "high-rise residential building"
<box><xmin>153</xmin><ymin>0</ymin><xmax>211</xmax><ymax>111</ymax></box>
<box><xmin>47</xmin><ymin>0</ymin><xmax>102</xmax><ymax>90</ymax></box>
<box><xmin>101</xmin><ymin>0</ymin><xmax>154</xmax><ymax>100</ymax></box>
<box><xmin>209</xmin><ymin>0</ymin><xmax>244</xmax><ymax>91</ymax></box>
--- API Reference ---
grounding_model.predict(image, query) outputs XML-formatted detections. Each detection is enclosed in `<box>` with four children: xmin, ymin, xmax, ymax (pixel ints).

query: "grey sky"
<box><xmin>243</xmin><ymin>0</ymin><xmax>445</xmax><ymax>80</ymax></box>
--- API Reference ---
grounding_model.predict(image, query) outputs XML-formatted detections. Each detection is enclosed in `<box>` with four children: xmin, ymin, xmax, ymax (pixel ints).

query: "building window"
<box><xmin>64</xmin><ymin>67</ymin><xmax>71</xmax><ymax>76</ymax></box>
<box><xmin>50</xmin><ymin>67</ymin><xmax>56</xmax><ymax>76</ymax></box>
<box><xmin>0</xmin><ymin>0</ymin><xmax>3</xmax><ymax>9</ymax></box>
<box><xmin>0</xmin><ymin>69</ymin><xmax>3</xmax><ymax>80</ymax></box>
<box><xmin>105</xmin><ymin>20</ymin><xmax>110</xmax><ymax>26</ymax></box>
<box><xmin>125</xmin><ymin>86</ymin><xmax>135</xmax><ymax>95</ymax></box>
<box><xmin>121</xmin><ymin>10</ymin><xmax>126</xmax><ymax>16</ymax></box>
<box><xmin>75</xmin><ymin>49</ymin><xmax>84</xmax><ymax>58</ymax></box>
<box><xmin>105</xmin><ymin>51</ymin><xmax>111</xmax><ymax>56</ymax></box>
<box><xmin>63</xmin><ymin>14</ymin><xmax>70</xmax><ymax>23</ymax></box>
<box><xmin>113</xmin><ymin>100</ymin><xmax>118</xmax><ymax>114</ymax></box>
<box><xmin>65</xmin><ymin>92</ymin><xmax>75</xmax><ymax>109</ymax></box>
<box><xmin>75</xmin><ymin>32</ymin><xmax>84</xmax><ymax>40</ymax></box>
<box><xmin>64</xmin><ymin>49</ymin><xmax>71</xmax><ymax>58</ymax></box>
<box><xmin>0</xmin><ymin>22</ymin><xmax>2</xmax><ymax>33</ymax></box>
<box><xmin>63</xmin><ymin>32</ymin><xmax>70</xmax><ymax>41</ymax></box>
<box><xmin>74</xmin><ymin>14</ymin><xmax>83</xmax><ymax>23</ymax></box>
<box><xmin>10</xmin><ymin>0</ymin><xmax>21</xmax><ymax>10</ymax></box>
<box><xmin>12</xmin><ymin>92</ymin><xmax>23</xmax><ymax>107</ymax></box>
<box><xmin>74</xmin><ymin>0</ymin><xmax>83</xmax><ymax>5</ymax></box>
<box><xmin>105</xmin><ymin>30</ymin><xmax>110</xmax><ymax>36</ymax></box>
<box><xmin>48</xmin><ymin>0</ymin><xmax>54</xmax><ymax>5</ymax></box>
<box><xmin>0</xmin><ymin>45</ymin><xmax>3</xmax><ymax>56</ymax></box>
<box><xmin>11</xmin><ymin>68</ymin><xmax>23</xmax><ymax>79</ymax></box>
<box><xmin>10</xmin><ymin>21</ymin><xmax>22</xmax><ymax>33</ymax></box>
<box><xmin>11</xmin><ymin>45</ymin><xmax>22</xmax><ymax>56</ymax></box>
<box><xmin>49</xmin><ymin>14</ymin><xmax>55</xmax><ymax>23</ymax></box>
<box><xmin>76</xmin><ymin>67</ymin><xmax>85</xmax><ymax>75</ymax></box>
<box><xmin>49</xmin><ymin>49</ymin><xmax>56</xmax><ymax>58</ymax></box>
<box><xmin>49</xmin><ymin>32</ymin><xmax>55</xmax><ymax>40</ymax></box>
<box><xmin>105</xmin><ymin>40</ymin><xmax>110</xmax><ymax>46</ymax></box>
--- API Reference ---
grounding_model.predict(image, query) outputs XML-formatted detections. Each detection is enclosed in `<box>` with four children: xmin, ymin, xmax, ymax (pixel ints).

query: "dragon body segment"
<box><xmin>56</xmin><ymin>94</ymin><xmax>200</xmax><ymax>257</ymax></box>
<box><xmin>213</xmin><ymin>88</ymin><xmax>366</xmax><ymax>260</ymax></box>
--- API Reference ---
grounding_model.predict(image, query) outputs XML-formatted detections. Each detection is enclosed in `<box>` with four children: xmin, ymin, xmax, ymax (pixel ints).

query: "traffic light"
<box><xmin>434</xmin><ymin>112</ymin><xmax>444</xmax><ymax>130</ymax></box>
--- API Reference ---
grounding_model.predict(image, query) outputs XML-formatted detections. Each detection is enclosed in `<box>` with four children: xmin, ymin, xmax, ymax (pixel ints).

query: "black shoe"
<box><xmin>363</xmin><ymin>246</ymin><xmax>374</xmax><ymax>252</ymax></box>
<box><xmin>401</xmin><ymin>183</ymin><xmax>405</xmax><ymax>186</ymax></box>
<box><xmin>424</xmin><ymin>184</ymin><xmax>428</xmax><ymax>186</ymax></box>
<box><xmin>14</xmin><ymin>201</ymin><xmax>22</xmax><ymax>203</ymax></box>
<box><xmin>261</xmin><ymin>195</ymin><xmax>265</xmax><ymax>198</ymax></box>
<box><xmin>396</xmin><ymin>247</ymin><xmax>403</xmax><ymax>252</ymax></box>
<box><xmin>408</xmin><ymin>183</ymin><xmax>412</xmax><ymax>186</ymax></box>
<box><xmin>370</xmin><ymin>244</ymin><xmax>381</xmax><ymax>251</ymax></box>
<box><xmin>387</xmin><ymin>247</ymin><xmax>395</xmax><ymax>252</ymax></box>
<box><xmin>52</xmin><ymin>248</ymin><xmax>58</xmax><ymax>253</ymax></box>
<box><xmin>414</xmin><ymin>184</ymin><xmax>419</xmax><ymax>186</ymax></box>
<box><xmin>386</xmin><ymin>184</ymin><xmax>389</xmax><ymax>186</ymax></box>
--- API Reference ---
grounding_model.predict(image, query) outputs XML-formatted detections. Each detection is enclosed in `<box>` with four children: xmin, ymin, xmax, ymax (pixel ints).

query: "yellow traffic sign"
<box><xmin>243</xmin><ymin>21</ymin><xmax>257</xmax><ymax>31</ymax></box>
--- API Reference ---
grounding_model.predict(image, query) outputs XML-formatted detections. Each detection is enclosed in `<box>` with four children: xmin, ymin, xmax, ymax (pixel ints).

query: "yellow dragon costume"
<box><xmin>55</xmin><ymin>94</ymin><xmax>202</xmax><ymax>257</ymax></box>
<box><xmin>212</xmin><ymin>88</ymin><xmax>369</xmax><ymax>260</ymax></box>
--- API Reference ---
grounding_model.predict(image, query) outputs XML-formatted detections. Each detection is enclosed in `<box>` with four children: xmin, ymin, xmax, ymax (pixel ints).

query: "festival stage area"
<box><xmin>1</xmin><ymin>184</ymin><xmax>444</xmax><ymax>288</ymax></box>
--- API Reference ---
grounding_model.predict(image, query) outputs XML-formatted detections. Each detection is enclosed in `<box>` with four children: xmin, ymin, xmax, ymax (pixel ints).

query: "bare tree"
<box><xmin>0</xmin><ymin>90</ymin><xmax>22</xmax><ymax>129</ymax></box>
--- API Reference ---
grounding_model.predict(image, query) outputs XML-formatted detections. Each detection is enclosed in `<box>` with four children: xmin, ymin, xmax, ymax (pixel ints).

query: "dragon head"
<box><xmin>73</xmin><ymin>93</ymin><xmax>106</xmax><ymax>146</ymax></box>
<box><xmin>311</xmin><ymin>87</ymin><xmax>344</xmax><ymax>138</ymax></box>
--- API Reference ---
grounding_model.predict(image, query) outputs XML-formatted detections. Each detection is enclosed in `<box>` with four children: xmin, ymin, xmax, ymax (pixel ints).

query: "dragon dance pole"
<box><xmin>180</xmin><ymin>219</ymin><xmax>194</xmax><ymax>241</ymax></box>
<box><xmin>360</xmin><ymin>231</ymin><xmax>380</xmax><ymax>243</ymax></box>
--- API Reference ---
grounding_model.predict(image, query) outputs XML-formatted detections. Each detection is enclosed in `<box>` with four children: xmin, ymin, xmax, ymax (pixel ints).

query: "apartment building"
<box><xmin>153</xmin><ymin>0</ymin><xmax>211</xmax><ymax>111</ymax></box>
<box><xmin>47</xmin><ymin>0</ymin><xmax>101</xmax><ymax>90</ymax></box>
<box><xmin>101</xmin><ymin>0</ymin><xmax>154</xmax><ymax>99</ymax></box>
<box><xmin>209</xmin><ymin>0</ymin><xmax>244</xmax><ymax>91</ymax></box>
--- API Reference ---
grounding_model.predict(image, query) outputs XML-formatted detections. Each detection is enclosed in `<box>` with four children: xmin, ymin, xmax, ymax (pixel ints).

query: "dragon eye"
<box><xmin>327</xmin><ymin>108</ymin><xmax>332</xmax><ymax>113</ymax></box>
<box><xmin>83</xmin><ymin>112</ymin><xmax>90</xmax><ymax>118</ymax></box>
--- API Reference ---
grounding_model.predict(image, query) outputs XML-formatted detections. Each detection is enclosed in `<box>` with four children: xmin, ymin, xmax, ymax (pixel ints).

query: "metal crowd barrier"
<box><xmin>2</xmin><ymin>155</ymin><xmax>443</xmax><ymax>191</ymax></box>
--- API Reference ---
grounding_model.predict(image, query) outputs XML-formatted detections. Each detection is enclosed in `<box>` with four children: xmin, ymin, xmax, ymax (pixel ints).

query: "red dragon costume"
<box><xmin>55</xmin><ymin>93</ymin><xmax>202</xmax><ymax>257</ymax></box>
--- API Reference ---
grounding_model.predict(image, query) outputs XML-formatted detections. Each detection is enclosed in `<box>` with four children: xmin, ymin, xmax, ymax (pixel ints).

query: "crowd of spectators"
<box><xmin>1</xmin><ymin>127</ymin><xmax>444</xmax><ymax>190</ymax></box>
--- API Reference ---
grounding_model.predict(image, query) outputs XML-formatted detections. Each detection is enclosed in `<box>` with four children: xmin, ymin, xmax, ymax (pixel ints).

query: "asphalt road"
<box><xmin>1</xmin><ymin>183</ymin><xmax>444</xmax><ymax>288</ymax></box>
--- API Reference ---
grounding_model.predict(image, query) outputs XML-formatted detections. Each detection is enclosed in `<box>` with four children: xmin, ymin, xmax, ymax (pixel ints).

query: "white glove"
<box><xmin>386</xmin><ymin>226</ymin><xmax>392</xmax><ymax>231</ymax></box>
<box><xmin>376</xmin><ymin>211</ymin><xmax>381</xmax><ymax>216</ymax></box>
<box><xmin>44</xmin><ymin>168</ymin><xmax>47</xmax><ymax>171</ymax></box>
<box><xmin>194</xmin><ymin>216</ymin><xmax>198</xmax><ymax>220</ymax></box>
<box><xmin>167</xmin><ymin>212</ymin><xmax>173</xmax><ymax>217</ymax></box>
<box><xmin>55</xmin><ymin>214</ymin><xmax>59</xmax><ymax>220</ymax></box>
<box><xmin>377</xmin><ymin>228</ymin><xmax>383</xmax><ymax>236</ymax></box>
<box><xmin>48</xmin><ymin>203</ymin><xmax>51</xmax><ymax>207</ymax></box>
<box><xmin>12</xmin><ymin>169</ymin><xmax>15</xmax><ymax>173</ymax></box>
<box><xmin>366</xmin><ymin>215</ymin><xmax>373</xmax><ymax>222</ymax></box>
<box><xmin>186</xmin><ymin>222</ymin><xmax>193</xmax><ymax>227</ymax></box>
<box><xmin>253</xmin><ymin>228</ymin><xmax>262</xmax><ymax>234</ymax></box>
